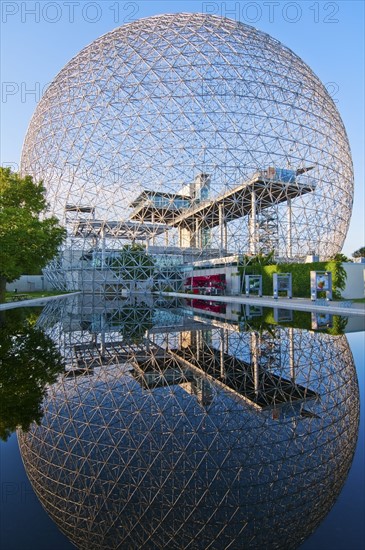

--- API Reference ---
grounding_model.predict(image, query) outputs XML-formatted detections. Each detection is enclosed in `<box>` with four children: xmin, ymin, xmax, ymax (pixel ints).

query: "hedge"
<box><xmin>238</xmin><ymin>261</ymin><xmax>346</xmax><ymax>299</ymax></box>
<box><xmin>240</xmin><ymin>307</ymin><xmax>347</xmax><ymax>335</ymax></box>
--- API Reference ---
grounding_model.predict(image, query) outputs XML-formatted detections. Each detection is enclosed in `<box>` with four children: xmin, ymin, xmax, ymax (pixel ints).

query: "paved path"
<box><xmin>162</xmin><ymin>292</ymin><xmax>365</xmax><ymax>317</ymax></box>
<box><xmin>0</xmin><ymin>292</ymin><xmax>81</xmax><ymax>311</ymax></box>
<box><xmin>1</xmin><ymin>291</ymin><xmax>364</xmax><ymax>317</ymax></box>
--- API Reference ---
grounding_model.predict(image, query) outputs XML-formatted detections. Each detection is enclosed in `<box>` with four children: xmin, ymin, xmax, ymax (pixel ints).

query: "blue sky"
<box><xmin>1</xmin><ymin>0</ymin><xmax>364</xmax><ymax>256</ymax></box>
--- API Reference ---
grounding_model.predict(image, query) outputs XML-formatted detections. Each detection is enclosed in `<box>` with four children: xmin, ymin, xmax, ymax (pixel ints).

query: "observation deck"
<box><xmin>128</xmin><ymin>168</ymin><xmax>315</xmax><ymax>231</ymax></box>
<box><xmin>70</xmin><ymin>219</ymin><xmax>168</xmax><ymax>241</ymax></box>
<box><xmin>129</xmin><ymin>344</ymin><xmax>318</xmax><ymax>411</ymax></box>
<box><xmin>169</xmin><ymin>169</ymin><xmax>315</xmax><ymax>231</ymax></box>
<box><xmin>170</xmin><ymin>346</ymin><xmax>318</xmax><ymax>410</ymax></box>
<box><xmin>129</xmin><ymin>191</ymin><xmax>191</xmax><ymax>224</ymax></box>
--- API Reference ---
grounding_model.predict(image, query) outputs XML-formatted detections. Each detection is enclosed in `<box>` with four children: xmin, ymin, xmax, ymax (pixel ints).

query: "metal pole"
<box><xmin>220</xmin><ymin>328</ymin><xmax>225</xmax><ymax>378</ymax></box>
<box><xmin>287</xmin><ymin>198</ymin><xmax>292</xmax><ymax>259</ymax></box>
<box><xmin>219</xmin><ymin>204</ymin><xmax>224</xmax><ymax>255</ymax></box>
<box><xmin>250</xmin><ymin>189</ymin><xmax>257</xmax><ymax>254</ymax></box>
<box><xmin>195</xmin><ymin>219</ymin><xmax>200</xmax><ymax>248</ymax></box>
<box><xmin>289</xmin><ymin>327</ymin><xmax>295</xmax><ymax>381</ymax></box>
<box><xmin>251</xmin><ymin>332</ymin><xmax>259</xmax><ymax>396</ymax></box>
<box><xmin>101</xmin><ymin>226</ymin><xmax>106</xmax><ymax>268</ymax></box>
<box><xmin>151</xmin><ymin>212</ymin><xmax>155</xmax><ymax>246</ymax></box>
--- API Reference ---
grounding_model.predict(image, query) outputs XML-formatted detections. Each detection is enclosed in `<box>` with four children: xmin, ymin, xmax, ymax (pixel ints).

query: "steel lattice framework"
<box><xmin>20</xmin><ymin>13</ymin><xmax>353</xmax><ymax>290</ymax></box>
<box><xmin>18</xmin><ymin>295</ymin><xmax>359</xmax><ymax>550</ymax></box>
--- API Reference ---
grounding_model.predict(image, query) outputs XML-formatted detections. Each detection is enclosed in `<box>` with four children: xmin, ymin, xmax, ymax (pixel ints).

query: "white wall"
<box><xmin>342</xmin><ymin>263</ymin><xmax>365</xmax><ymax>299</ymax></box>
<box><xmin>6</xmin><ymin>275</ymin><xmax>54</xmax><ymax>292</ymax></box>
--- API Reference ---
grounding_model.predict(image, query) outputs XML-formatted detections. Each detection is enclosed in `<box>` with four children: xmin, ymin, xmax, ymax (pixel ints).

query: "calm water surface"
<box><xmin>0</xmin><ymin>296</ymin><xmax>364</xmax><ymax>550</ymax></box>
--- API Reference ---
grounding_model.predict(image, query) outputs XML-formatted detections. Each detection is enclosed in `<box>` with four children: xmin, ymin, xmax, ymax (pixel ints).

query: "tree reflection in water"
<box><xmin>0</xmin><ymin>308</ymin><xmax>64</xmax><ymax>441</ymax></box>
<box><xmin>18</xmin><ymin>295</ymin><xmax>360</xmax><ymax>549</ymax></box>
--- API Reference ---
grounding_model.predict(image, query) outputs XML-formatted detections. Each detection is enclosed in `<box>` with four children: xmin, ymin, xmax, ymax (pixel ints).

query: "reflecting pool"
<box><xmin>0</xmin><ymin>295</ymin><xmax>364</xmax><ymax>549</ymax></box>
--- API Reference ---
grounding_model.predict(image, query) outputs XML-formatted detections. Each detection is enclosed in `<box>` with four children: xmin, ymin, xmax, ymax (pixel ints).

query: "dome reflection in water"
<box><xmin>18</xmin><ymin>295</ymin><xmax>359</xmax><ymax>550</ymax></box>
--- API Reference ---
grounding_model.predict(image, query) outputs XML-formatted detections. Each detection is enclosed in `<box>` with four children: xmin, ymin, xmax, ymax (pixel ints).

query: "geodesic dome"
<box><xmin>21</xmin><ymin>12</ymin><xmax>353</xmax><ymax>287</ymax></box>
<box><xmin>18</xmin><ymin>296</ymin><xmax>359</xmax><ymax>549</ymax></box>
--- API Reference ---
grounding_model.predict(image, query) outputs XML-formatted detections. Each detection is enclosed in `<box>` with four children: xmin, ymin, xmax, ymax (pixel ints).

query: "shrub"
<box><xmin>238</xmin><ymin>260</ymin><xmax>346</xmax><ymax>299</ymax></box>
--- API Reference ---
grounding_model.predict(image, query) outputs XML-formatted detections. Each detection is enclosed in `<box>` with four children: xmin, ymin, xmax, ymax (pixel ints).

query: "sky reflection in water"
<box><xmin>0</xmin><ymin>295</ymin><xmax>363</xmax><ymax>549</ymax></box>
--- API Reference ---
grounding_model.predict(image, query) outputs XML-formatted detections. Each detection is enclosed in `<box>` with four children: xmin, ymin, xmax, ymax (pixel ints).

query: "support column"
<box><xmin>287</xmin><ymin>198</ymin><xmax>292</xmax><ymax>259</ymax></box>
<box><xmin>151</xmin><ymin>212</ymin><xmax>155</xmax><ymax>246</ymax></box>
<box><xmin>250</xmin><ymin>189</ymin><xmax>257</xmax><ymax>255</ymax></box>
<box><xmin>219</xmin><ymin>204</ymin><xmax>224</xmax><ymax>256</ymax></box>
<box><xmin>195</xmin><ymin>219</ymin><xmax>200</xmax><ymax>248</ymax></box>
<box><xmin>220</xmin><ymin>328</ymin><xmax>225</xmax><ymax>379</ymax></box>
<box><xmin>289</xmin><ymin>327</ymin><xmax>295</xmax><ymax>382</ymax></box>
<box><xmin>196</xmin><ymin>330</ymin><xmax>202</xmax><ymax>362</ymax></box>
<box><xmin>100</xmin><ymin>314</ymin><xmax>106</xmax><ymax>356</ymax></box>
<box><xmin>101</xmin><ymin>226</ymin><xmax>106</xmax><ymax>268</ymax></box>
<box><xmin>251</xmin><ymin>332</ymin><xmax>260</xmax><ymax>396</ymax></box>
<box><xmin>100</xmin><ymin>327</ymin><xmax>106</xmax><ymax>356</ymax></box>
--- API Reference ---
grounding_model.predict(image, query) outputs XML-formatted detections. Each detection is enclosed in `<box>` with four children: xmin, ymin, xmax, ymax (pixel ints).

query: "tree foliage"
<box><xmin>107</xmin><ymin>244</ymin><xmax>155</xmax><ymax>282</ymax></box>
<box><xmin>238</xmin><ymin>251</ymin><xmax>276</xmax><ymax>293</ymax></box>
<box><xmin>0</xmin><ymin>167</ymin><xmax>66</xmax><ymax>300</ymax></box>
<box><xmin>120</xmin><ymin>308</ymin><xmax>153</xmax><ymax>344</ymax></box>
<box><xmin>0</xmin><ymin>308</ymin><xmax>65</xmax><ymax>441</ymax></box>
<box><xmin>238</xmin><ymin>250</ymin><xmax>275</xmax><ymax>267</ymax></box>
<box><xmin>329</xmin><ymin>253</ymin><xmax>352</xmax><ymax>263</ymax></box>
<box><xmin>352</xmin><ymin>246</ymin><xmax>365</xmax><ymax>258</ymax></box>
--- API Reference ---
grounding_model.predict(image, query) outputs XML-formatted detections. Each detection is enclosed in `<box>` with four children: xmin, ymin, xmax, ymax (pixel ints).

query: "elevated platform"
<box><xmin>128</xmin><ymin>170</ymin><xmax>315</xmax><ymax>231</ymax></box>
<box><xmin>67</xmin><ymin>340</ymin><xmax>164</xmax><ymax>370</ymax></box>
<box><xmin>171</xmin><ymin>346</ymin><xmax>318</xmax><ymax>410</ymax></box>
<box><xmin>129</xmin><ymin>343</ymin><xmax>318</xmax><ymax>411</ymax></box>
<box><xmin>131</xmin><ymin>355</ymin><xmax>194</xmax><ymax>390</ymax></box>
<box><xmin>70</xmin><ymin>219</ymin><xmax>169</xmax><ymax>240</ymax></box>
<box><xmin>146</xmin><ymin>245</ymin><xmax>222</xmax><ymax>258</ymax></box>
<box><xmin>129</xmin><ymin>191</ymin><xmax>191</xmax><ymax>224</ymax></box>
<box><xmin>170</xmin><ymin>172</ymin><xmax>315</xmax><ymax>230</ymax></box>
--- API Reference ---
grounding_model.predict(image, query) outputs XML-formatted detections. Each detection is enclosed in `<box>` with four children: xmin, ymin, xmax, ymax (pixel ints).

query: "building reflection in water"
<box><xmin>18</xmin><ymin>295</ymin><xmax>360</xmax><ymax>550</ymax></box>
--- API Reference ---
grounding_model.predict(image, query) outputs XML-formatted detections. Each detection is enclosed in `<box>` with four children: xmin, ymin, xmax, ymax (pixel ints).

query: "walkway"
<box><xmin>1</xmin><ymin>290</ymin><xmax>364</xmax><ymax>318</ymax></box>
<box><xmin>162</xmin><ymin>292</ymin><xmax>365</xmax><ymax>317</ymax></box>
<box><xmin>0</xmin><ymin>292</ymin><xmax>81</xmax><ymax>311</ymax></box>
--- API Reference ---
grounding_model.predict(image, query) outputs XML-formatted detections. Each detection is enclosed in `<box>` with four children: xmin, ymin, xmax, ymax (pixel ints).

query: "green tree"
<box><xmin>238</xmin><ymin>250</ymin><xmax>276</xmax><ymax>293</ymax></box>
<box><xmin>118</xmin><ymin>305</ymin><xmax>153</xmax><ymax>344</ymax></box>
<box><xmin>238</xmin><ymin>250</ymin><xmax>276</xmax><ymax>269</ymax></box>
<box><xmin>0</xmin><ymin>309</ymin><xmax>65</xmax><ymax>441</ymax></box>
<box><xmin>0</xmin><ymin>167</ymin><xmax>66</xmax><ymax>302</ymax></box>
<box><xmin>330</xmin><ymin>252</ymin><xmax>352</xmax><ymax>263</ymax></box>
<box><xmin>352</xmin><ymin>246</ymin><xmax>365</xmax><ymax>258</ymax></box>
<box><xmin>107</xmin><ymin>244</ymin><xmax>155</xmax><ymax>290</ymax></box>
